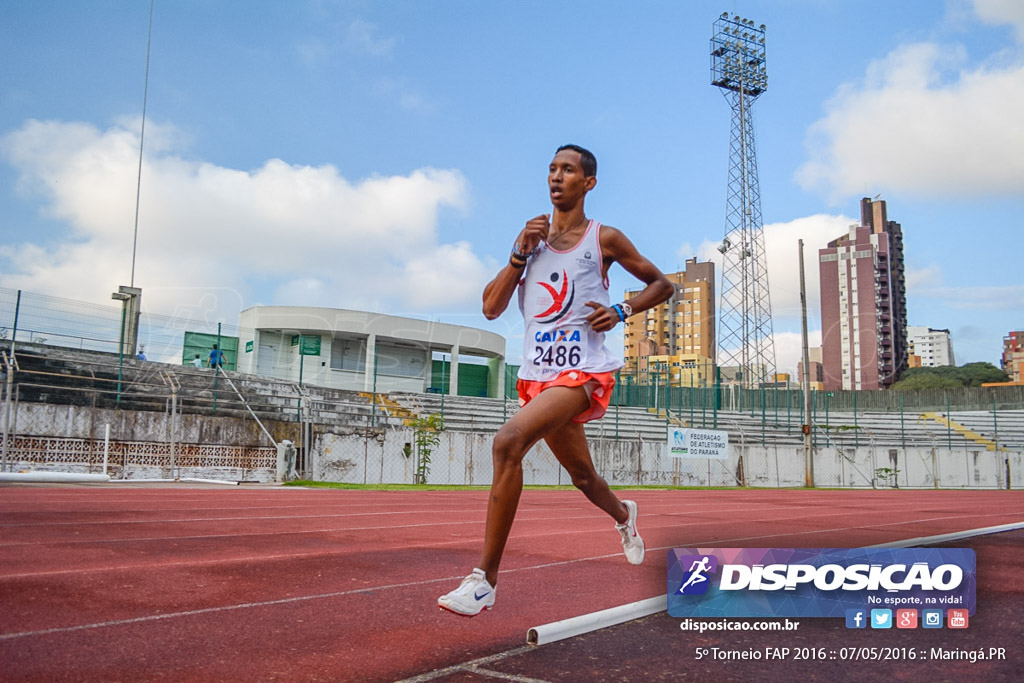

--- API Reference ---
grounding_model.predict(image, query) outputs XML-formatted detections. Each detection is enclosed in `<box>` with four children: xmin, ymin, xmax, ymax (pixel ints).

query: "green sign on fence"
<box><xmin>291</xmin><ymin>334</ymin><xmax>321</xmax><ymax>356</ymax></box>
<box><xmin>301</xmin><ymin>335</ymin><xmax>321</xmax><ymax>356</ymax></box>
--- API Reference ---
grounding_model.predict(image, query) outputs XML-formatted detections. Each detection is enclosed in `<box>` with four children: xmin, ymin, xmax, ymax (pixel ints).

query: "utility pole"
<box><xmin>799</xmin><ymin>239</ymin><xmax>813</xmax><ymax>487</ymax></box>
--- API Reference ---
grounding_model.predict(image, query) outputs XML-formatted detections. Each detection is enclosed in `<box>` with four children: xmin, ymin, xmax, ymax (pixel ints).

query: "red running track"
<box><xmin>1</xmin><ymin>486</ymin><xmax>1022</xmax><ymax>682</ymax></box>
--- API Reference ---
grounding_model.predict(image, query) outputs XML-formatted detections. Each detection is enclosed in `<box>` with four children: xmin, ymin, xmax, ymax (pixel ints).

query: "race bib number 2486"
<box><xmin>531</xmin><ymin>326</ymin><xmax>587</xmax><ymax>371</ymax></box>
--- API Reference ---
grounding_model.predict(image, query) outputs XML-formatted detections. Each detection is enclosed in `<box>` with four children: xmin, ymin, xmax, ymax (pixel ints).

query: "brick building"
<box><xmin>1003</xmin><ymin>331</ymin><xmax>1024</xmax><ymax>383</ymax></box>
<box><xmin>818</xmin><ymin>198</ymin><xmax>908</xmax><ymax>390</ymax></box>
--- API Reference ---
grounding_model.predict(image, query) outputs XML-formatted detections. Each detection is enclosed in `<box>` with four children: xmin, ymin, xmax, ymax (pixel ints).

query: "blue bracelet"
<box><xmin>612</xmin><ymin>304</ymin><xmax>626</xmax><ymax>322</ymax></box>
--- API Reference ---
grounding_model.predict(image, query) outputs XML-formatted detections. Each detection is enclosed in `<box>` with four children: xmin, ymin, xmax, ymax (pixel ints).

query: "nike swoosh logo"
<box><xmin>474</xmin><ymin>590</ymin><xmax>490</xmax><ymax>601</ymax></box>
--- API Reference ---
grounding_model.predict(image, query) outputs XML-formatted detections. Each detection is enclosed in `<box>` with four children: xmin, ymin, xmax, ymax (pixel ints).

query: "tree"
<box><xmin>890</xmin><ymin>373</ymin><xmax>961</xmax><ymax>390</ymax></box>
<box><xmin>411</xmin><ymin>414</ymin><xmax>443</xmax><ymax>485</ymax></box>
<box><xmin>958</xmin><ymin>362</ymin><xmax>1009</xmax><ymax>386</ymax></box>
<box><xmin>891</xmin><ymin>362</ymin><xmax>1008</xmax><ymax>390</ymax></box>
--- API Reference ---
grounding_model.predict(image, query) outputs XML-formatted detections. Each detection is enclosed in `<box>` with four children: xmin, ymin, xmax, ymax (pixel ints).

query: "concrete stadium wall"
<box><xmin>6</xmin><ymin>403</ymin><xmax>289</xmax><ymax>482</ymax></box>
<box><xmin>5</xmin><ymin>460</ymin><xmax>276</xmax><ymax>484</ymax></box>
<box><xmin>11</xmin><ymin>402</ymin><xmax>296</xmax><ymax>446</ymax></box>
<box><xmin>7</xmin><ymin>402</ymin><xmax>1022</xmax><ymax>489</ymax></box>
<box><xmin>313</xmin><ymin>430</ymin><xmax>1024</xmax><ymax>490</ymax></box>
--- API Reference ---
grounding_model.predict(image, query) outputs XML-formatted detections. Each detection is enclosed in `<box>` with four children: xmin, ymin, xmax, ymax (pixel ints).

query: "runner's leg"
<box><xmin>478</xmin><ymin>386</ymin><xmax>590</xmax><ymax>586</ymax></box>
<box><xmin>544</xmin><ymin>421</ymin><xmax>628</xmax><ymax>524</ymax></box>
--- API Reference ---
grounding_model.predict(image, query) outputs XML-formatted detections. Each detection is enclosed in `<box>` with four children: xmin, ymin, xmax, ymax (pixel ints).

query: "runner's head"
<box><xmin>550</xmin><ymin>145</ymin><xmax>597</xmax><ymax>208</ymax></box>
<box><xmin>555</xmin><ymin>144</ymin><xmax>597</xmax><ymax>178</ymax></box>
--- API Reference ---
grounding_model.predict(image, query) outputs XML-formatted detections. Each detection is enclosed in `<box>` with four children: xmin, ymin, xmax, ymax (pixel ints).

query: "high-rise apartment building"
<box><xmin>1003</xmin><ymin>331</ymin><xmax>1024</xmax><ymax>382</ymax></box>
<box><xmin>797</xmin><ymin>346</ymin><xmax>825</xmax><ymax>391</ymax></box>
<box><xmin>623</xmin><ymin>257</ymin><xmax>715</xmax><ymax>378</ymax></box>
<box><xmin>907</xmin><ymin>326</ymin><xmax>955</xmax><ymax>367</ymax></box>
<box><xmin>818</xmin><ymin>198</ymin><xmax>908</xmax><ymax>390</ymax></box>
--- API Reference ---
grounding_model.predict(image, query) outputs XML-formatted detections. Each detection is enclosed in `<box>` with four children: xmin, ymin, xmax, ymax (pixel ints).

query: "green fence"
<box><xmin>602</xmin><ymin>366</ymin><xmax>1024</xmax><ymax>414</ymax></box>
<box><xmin>4</xmin><ymin>285</ymin><xmax>1022</xmax><ymax>423</ymax></box>
<box><xmin>430</xmin><ymin>359</ymin><xmax>490</xmax><ymax>397</ymax></box>
<box><xmin>0</xmin><ymin>287</ymin><xmax>242</xmax><ymax>366</ymax></box>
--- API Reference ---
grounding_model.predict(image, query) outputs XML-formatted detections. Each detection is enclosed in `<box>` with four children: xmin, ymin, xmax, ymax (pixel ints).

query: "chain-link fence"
<box><xmin>606</xmin><ymin>366</ymin><xmax>1024</xmax><ymax>412</ymax></box>
<box><xmin>0</xmin><ymin>341</ymin><xmax>403</xmax><ymax>482</ymax></box>
<box><xmin>3</xmin><ymin>285</ymin><xmax>1023</xmax><ymax>488</ymax></box>
<box><xmin>5</xmin><ymin>337</ymin><xmax>1020</xmax><ymax>489</ymax></box>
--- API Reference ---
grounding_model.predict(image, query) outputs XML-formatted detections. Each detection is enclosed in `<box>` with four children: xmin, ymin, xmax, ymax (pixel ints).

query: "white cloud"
<box><xmin>679</xmin><ymin>215</ymin><xmax>850</xmax><ymax>378</ymax></box>
<box><xmin>772</xmin><ymin>330</ymin><xmax>823</xmax><ymax>378</ymax></box>
<box><xmin>761</xmin><ymin>215</ymin><xmax>856</xmax><ymax>322</ymax></box>
<box><xmin>797</xmin><ymin>19</ymin><xmax>1024</xmax><ymax>199</ymax></box>
<box><xmin>903</xmin><ymin>261</ymin><xmax>1024</xmax><ymax>311</ymax></box>
<box><xmin>911</xmin><ymin>275</ymin><xmax>1024</xmax><ymax>312</ymax></box>
<box><xmin>689</xmin><ymin>213</ymin><xmax>854</xmax><ymax>325</ymax></box>
<box><xmin>715</xmin><ymin>330</ymin><xmax>823</xmax><ymax>379</ymax></box>
<box><xmin>371</xmin><ymin>78</ymin><xmax>437</xmax><ymax>116</ymax></box>
<box><xmin>345</xmin><ymin>19</ymin><xmax>396</xmax><ymax>57</ymax></box>
<box><xmin>298</xmin><ymin>19</ymin><xmax>396</xmax><ymax>65</ymax></box>
<box><xmin>973</xmin><ymin>0</ymin><xmax>1024</xmax><ymax>41</ymax></box>
<box><xmin>905</xmin><ymin>264</ymin><xmax>943</xmax><ymax>291</ymax></box>
<box><xmin>399</xmin><ymin>93</ymin><xmax>435</xmax><ymax>114</ymax></box>
<box><xmin>932</xmin><ymin>284</ymin><xmax>1024</xmax><ymax>310</ymax></box>
<box><xmin>399</xmin><ymin>242</ymin><xmax>495</xmax><ymax>309</ymax></box>
<box><xmin>1</xmin><ymin>118</ymin><xmax>481</xmax><ymax>320</ymax></box>
<box><xmin>674</xmin><ymin>242</ymin><xmax>696</xmax><ymax>264</ymax></box>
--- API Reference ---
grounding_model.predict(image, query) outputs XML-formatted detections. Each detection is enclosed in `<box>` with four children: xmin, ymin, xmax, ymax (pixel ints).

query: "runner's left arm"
<box><xmin>584</xmin><ymin>226</ymin><xmax>673</xmax><ymax>333</ymax></box>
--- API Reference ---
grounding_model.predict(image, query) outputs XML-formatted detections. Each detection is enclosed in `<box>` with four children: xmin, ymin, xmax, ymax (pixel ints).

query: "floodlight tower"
<box><xmin>711</xmin><ymin>12</ymin><xmax>775</xmax><ymax>389</ymax></box>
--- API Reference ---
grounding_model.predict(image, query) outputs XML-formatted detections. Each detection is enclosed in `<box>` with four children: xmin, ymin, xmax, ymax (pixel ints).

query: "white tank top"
<box><xmin>517</xmin><ymin>220</ymin><xmax>624</xmax><ymax>381</ymax></box>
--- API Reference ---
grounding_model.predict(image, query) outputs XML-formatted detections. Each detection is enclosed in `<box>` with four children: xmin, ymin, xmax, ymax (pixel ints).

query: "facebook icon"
<box><xmin>845</xmin><ymin>609</ymin><xmax>867</xmax><ymax>629</ymax></box>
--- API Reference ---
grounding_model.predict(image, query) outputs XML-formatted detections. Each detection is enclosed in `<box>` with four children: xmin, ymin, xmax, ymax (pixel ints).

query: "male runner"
<box><xmin>438</xmin><ymin>144</ymin><xmax>674</xmax><ymax>616</ymax></box>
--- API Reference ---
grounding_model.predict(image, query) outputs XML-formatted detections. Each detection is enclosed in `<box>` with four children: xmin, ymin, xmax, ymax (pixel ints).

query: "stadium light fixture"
<box><xmin>710</xmin><ymin>13</ymin><xmax>768</xmax><ymax>97</ymax></box>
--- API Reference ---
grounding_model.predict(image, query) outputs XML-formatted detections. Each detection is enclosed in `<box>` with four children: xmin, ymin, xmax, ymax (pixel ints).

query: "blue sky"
<box><xmin>1</xmin><ymin>0</ymin><xmax>1022</xmax><ymax>373</ymax></box>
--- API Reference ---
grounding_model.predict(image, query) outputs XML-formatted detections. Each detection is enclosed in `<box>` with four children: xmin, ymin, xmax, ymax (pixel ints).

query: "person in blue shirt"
<box><xmin>208</xmin><ymin>344</ymin><xmax>226</xmax><ymax>369</ymax></box>
<box><xmin>136</xmin><ymin>347</ymin><xmax>147</xmax><ymax>361</ymax></box>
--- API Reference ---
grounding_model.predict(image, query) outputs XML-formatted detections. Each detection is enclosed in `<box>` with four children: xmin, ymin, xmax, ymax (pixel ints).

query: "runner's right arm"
<box><xmin>482</xmin><ymin>214</ymin><xmax>550</xmax><ymax>319</ymax></box>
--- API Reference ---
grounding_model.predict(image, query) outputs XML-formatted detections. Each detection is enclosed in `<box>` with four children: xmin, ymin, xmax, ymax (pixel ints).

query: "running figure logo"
<box><xmin>676</xmin><ymin>555</ymin><xmax>718</xmax><ymax>595</ymax></box>
<box><xmin>535</xmin><ymin>269</ymin><xmax>576</xmax><ymax>324</ymax></box>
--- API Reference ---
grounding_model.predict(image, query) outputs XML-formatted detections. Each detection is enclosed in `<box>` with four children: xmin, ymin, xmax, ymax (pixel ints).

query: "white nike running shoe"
<box><xmin>616</xmin><ymin>500</ymin><xmax>645</xmax><ymax>565</ymax></box>
<box><xmin>437</xmin><ymin>568</ymin><xmax>496</xmax><ymax>616</ymax></box>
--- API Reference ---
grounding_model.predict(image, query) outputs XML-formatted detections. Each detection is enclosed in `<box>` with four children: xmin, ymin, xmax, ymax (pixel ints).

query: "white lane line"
<box><xmin>0</xmin><ymin>494</ymin><xmax>958</xmax><ymax>526</ymax></box>
<box><xmin>0</xmin><ymin>508</ymin><xmax>496</xmax><ymax>529</ymax></box>
<box><xmin>0</xmin><ymin>574</ymin><xmax>466</xmax><ymax>641</ymax></box>
<box><xmin>394</xmin><ymin>647</ymin><xmax>540</xmax><ymax>683</ymax></box>
<box><xmin>462</xmin><ymin>668</ymin><xmax>550</xmax><ymax>683</ymax></box>
<box><xmin>867</xmin><ymin>520</ymin><xmax>1024</xmax><ymax>547</ymax></box>
<box><xmin>519</xmin><ymin>518</ymin><xmax>1024</xmax><ymax>650</ymax></box>
<box><xmin>393</xmin><ymin>516</ymin><xmax>1024</xmax><ymax>681</ymax></box>
<box><xmin>0</xmin><ymin>500</ymin><xmax>787</xmax><ymax>529</ymax></box>
<box><xmin>1</xmin><ymin>509</ymin><xmax>1017</xmax><ymax>577</ymax></box>
<box><xmin>0</xmin><ymin>507</ymin><xmax>755</xmax><ymax>546</ymax></box>
<box><xmin>0</xmin><ymin>501</ymin><xmax>824</xmax><ymax>528</ymax></box>
<box><xmin>0</xmin><ymin>506</ymin><xmax>787</xmax><ymax>549</ymax></box>
<box><xmin>0</xmin><ymin>500</ymin><xmax>976</xmax><ymax>548</ymax></box>
<box><xmin>0</xmin><ymin>511</ymin><xmax>862</xmax><ymax>579</ymax></box>
<box><xmin>4</xmin><ymin>511</ymin><xmax>1019</xmax><ymax>643</ymax></box>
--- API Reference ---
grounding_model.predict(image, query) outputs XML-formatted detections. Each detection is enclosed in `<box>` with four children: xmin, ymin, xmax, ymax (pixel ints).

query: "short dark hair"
<box><xmin>556</xmin><ymin>144</ymin><xmax>597</xmax><ymax>177</ymax></box>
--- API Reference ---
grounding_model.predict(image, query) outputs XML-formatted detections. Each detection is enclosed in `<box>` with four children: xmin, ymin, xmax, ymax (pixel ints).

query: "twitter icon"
<box><xmin>870</xmin><ymin>609</ymin><xmax>892</xmax><ymax>629</ymax></box>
